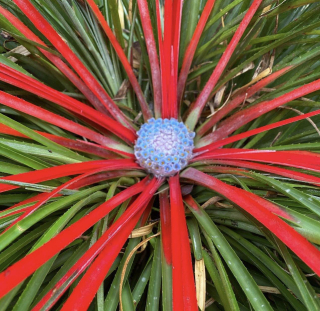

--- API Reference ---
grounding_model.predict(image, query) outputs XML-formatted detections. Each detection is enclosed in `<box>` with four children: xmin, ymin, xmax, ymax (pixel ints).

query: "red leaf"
<box><xmin>196</xmin><ymin>66</ymin><xmax>292</xmax><ymax>139</ymax></box>
<box><xmin>185</xmin><ymin>0</ymin><xmax>264</xmax><ymax>130</ymax></box>
<box><xmin>169</xmin><ymin>175</ymin><xmax>197</xmax><ymax>311</ymax></box>
<box><xmin>0</xmin><ymin>177</ymin><xmax>150</xmax><ymax>298</ymax></box>
<box><xmin>161</xmin><ymin>0</ymin><xmax>172</xmax><ymax>119</ymax></box>
<box><xmin>12</xmin><ymin>0</ymin><xmax>135</xmax><ymax>130</ymax></box>
<box><xmin>71</xmin><ymin>170</ymin><xmax>144</xmax><ymax>190</ymax></box>
<box><xmin>0</xmin><ymin>159</ymin><xmax>140</xmax><ymax>194</ymax></box>
<box><xmin>33</xmin><ymin>196</ymin><xmax>155</xmax><ymax>311</ymax></box>
<box><xmin>161</xmin><ymin>0</ymin><xmax>183</xmax><ymax>119</ymax></box>
<box><xmin>0</xmin><ymin>170</ymin><xmax>140</xmax><ymax>220</ymax></box>
<box><xmin>0</xmin><ymin>192</ymin><xmax>50</xmax><ymax>219</ymax></box>
<box><xmin>0</xmin><ymin>91</ymin><xmax>133</xmax><ymax>156</ymax></box>
<box><xmin>188</xmin><ymin>164</ymin><xmax>295</xmax><ymax>220</ymax></box>
<box><xmin>193</xmin><ymin>149</ymin><xmax>320</xmax><ymax>172</ymax></box>
<box><xmin>0</xmin><ymin>64</ymin><xmax>136</xmax><ymax>144</ymax></box>
<box><xmin>0</xmin><ymin>6</ymin><xmax>108</xmax><ymax>115</ymax></box>
<box><xmin>195</xmin><ymin>106</ymin><xmax>320</xmax><ymax>152</ymax></box>
<box><xmin>202</xmin><ymin>159</ymin><xmax>320</xmax><ymax>188</ymax></box>
<box><xmin>182</xmin><ymin>168</ymin><xmax>320</xmax><ymax>276</ymax></box>
<box><xmin>0</xmin><ymin>124</ymin><xmax>119</xmax><ymax>159</ymax></box>
<box><xmin>2</xmin><ymin>168</ymin><xmax>105</xmax><ymax>233</ymax></box>
<box><xmin>85</xmin><ymin>0</ymin><xmax>153</xmax><ymax>121</ymax></box>
<box><xmin>200</xmin><ymin>78</ymin><xmax>320</xmax><ymax>144</ymax></box>
<box><xmin>177</xmin><ymin>0</ymin><xmax>217</xmax><ymax>104</ymax></box>
<box><xmin>44</xmin><ymin>139</ymin><xmax>119</xmax><ymax>159</ymax></box>
<box><xmin>155</xmin><ymin>0</ymin><xmax>164</xmax><ymax>114</ymax></box>
<box><xmin>59</xmin><ymin>177</ymin><xmax>163</xmax><ymax>311</ymax></box>
<box><xmin>136</xmin><ymin>0</ymin><xmax>162</xmax><ymax>118</ymax></box>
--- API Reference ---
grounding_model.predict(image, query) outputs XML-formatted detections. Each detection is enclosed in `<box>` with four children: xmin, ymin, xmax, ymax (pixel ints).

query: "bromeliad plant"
<box><xmin>1</xmin><ymin>0</ymin><xmax>320</xmax><ymax>310</ymax></box>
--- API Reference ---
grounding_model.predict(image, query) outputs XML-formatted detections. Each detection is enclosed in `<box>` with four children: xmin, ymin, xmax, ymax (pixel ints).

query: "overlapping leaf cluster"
<box><xmin>0</xmin><ymin>0</ymin><xmax>320</xmax><ymax>310</ymax></box>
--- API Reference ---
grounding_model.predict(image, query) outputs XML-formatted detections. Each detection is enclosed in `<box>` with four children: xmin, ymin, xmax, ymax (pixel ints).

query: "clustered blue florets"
<box><xmin>134</xmin><ymin>118</ymin><xmax>195</xmax><ymax>177</ymax></box>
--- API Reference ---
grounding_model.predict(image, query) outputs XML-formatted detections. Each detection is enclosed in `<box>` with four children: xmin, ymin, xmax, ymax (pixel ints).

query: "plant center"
<box><xmin>134</xmin><ymin>118</ymin><xmax>195</xmax><ymax>177</ymax></box>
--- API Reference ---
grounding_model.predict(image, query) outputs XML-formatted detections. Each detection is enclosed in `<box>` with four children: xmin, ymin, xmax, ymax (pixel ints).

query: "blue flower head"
<box><xmin>134</xmin><ymin>118</ymin><xmax>195</xmax><ymax>177</ymax></box>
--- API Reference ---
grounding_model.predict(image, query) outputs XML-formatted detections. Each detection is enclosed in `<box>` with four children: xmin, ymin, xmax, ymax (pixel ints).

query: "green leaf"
<box><xmin>132</xmin><ymin>256</ymin><xmax>153</xmax><ymax>307</ymax></box>
<box><xmin>187</xmin><ymin>202</ymin><xmax>273</xmax><ymax>311</ymax></box>
<box><xmin>277</xmin><ymin>240</ymin><xmax>320</xmax><ymax>311</ymax></box>
<box><xmin>202</xmin><ymin>231</ymin><xmax>240</xmax><ymax>311</ymax></box>
<box><xmin>245</xmin><ymin>172</ymin><xmax>320</xmax><ymax>217</ymax></box>
<box><xmin>187</xmin><ymin>217</ymin><xmax>203</xmax><ymax>260</ymax></box>
<box><xmin>179</xmin><ymin>0</ymin><xmax>201</xmax><ymax>65</ymax></box>
<box><xmin>104</xmin><ymin>238</ymin><xmax>141</xmax><ymax>311</ymax></box>
<box><xmin>0</xmin><ymin>113</ymin><xmax>88</xmax><ymax>163</ymax></box>
<box><xmin>0</xmin><ymin>185</ymin><xmax>106</xmax><ymax>251</ymax></box>
<box><xmin>146</xmin><ymin>237</ymin><xmax>161</xmax><ymax>311</ymax></box>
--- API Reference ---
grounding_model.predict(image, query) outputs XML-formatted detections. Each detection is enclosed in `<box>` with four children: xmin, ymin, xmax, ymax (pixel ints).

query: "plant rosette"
<box><xmin>0</xmin><ymin>0</ymin><xmax>320</xmax><ymax>311</ymax></box>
